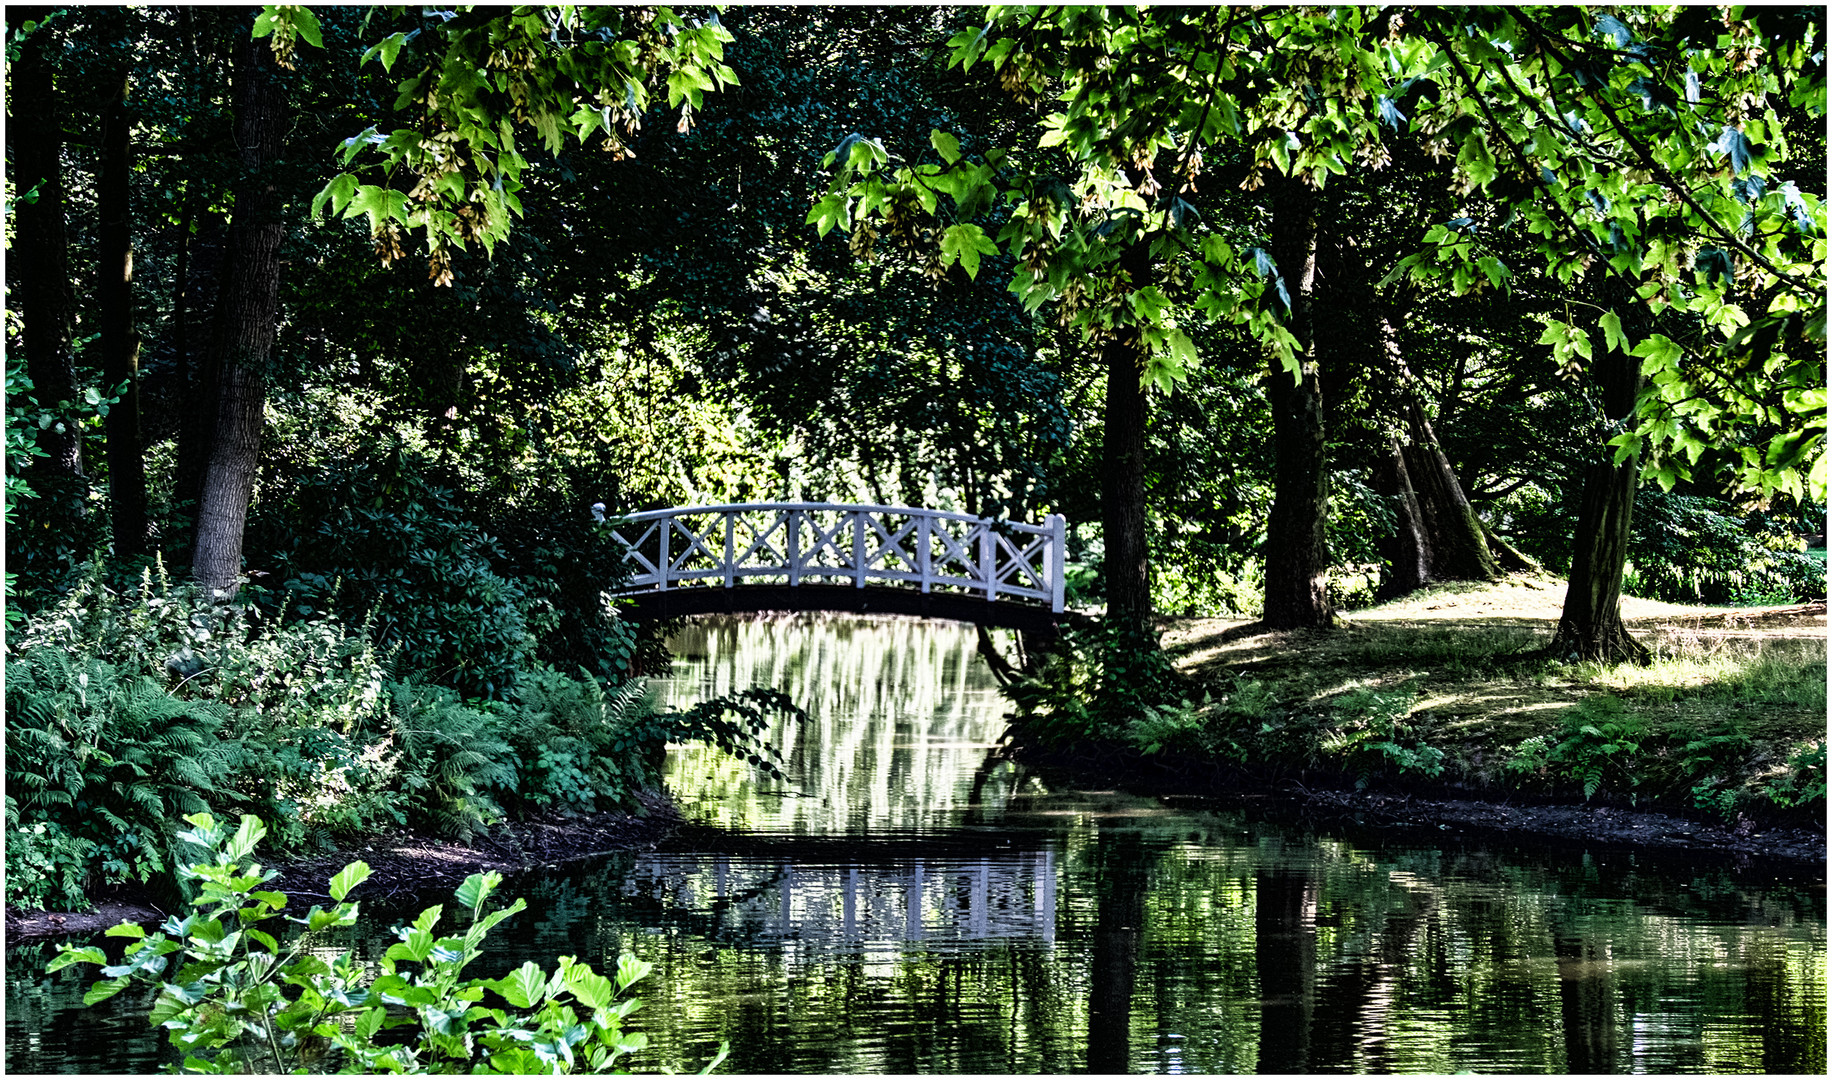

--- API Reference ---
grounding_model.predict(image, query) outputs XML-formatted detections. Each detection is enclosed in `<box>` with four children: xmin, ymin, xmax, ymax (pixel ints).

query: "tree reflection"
<box><xmin>1255</xmin><ymin>864</ymin><xmax>1318</xmax><ymax>1073</ymax></box>
<box><xmin>1086</xmin><ymin>828</ymin><xmax>1150</xmax><ymax>1073</ymax></box>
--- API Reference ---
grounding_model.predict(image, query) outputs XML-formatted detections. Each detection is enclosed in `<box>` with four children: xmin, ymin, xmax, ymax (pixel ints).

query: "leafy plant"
<box><xmin>1005</xmin><ymin>622</ymin><xmax>1187</xmax><ymax>747</ymax></box>
<box><xmin>50</xmin><ymin>813</ymin><xmax>726</xmax><ymax>1074</ymax></box>
<box><xmin>1506</xmin><ymin>697</ymin><xmax>1645</xmax><ymax>800</ymax></box>
<box><xmin>247</xmin><ymin>441</ymin><xmax>537</xmax><ymax>699</ymax></box>
<box><xmin>1761</xmin><ymin>740</ymin><xmax>1827</xmax><ymax>811</ymax></box>
<box><xmin>1321</xmin><ymin>683</ymin><xmax>1445</xmax><ymax>785</ymax></box>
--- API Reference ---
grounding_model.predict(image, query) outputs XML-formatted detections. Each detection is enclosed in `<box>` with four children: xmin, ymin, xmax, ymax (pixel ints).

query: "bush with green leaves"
<box><xmin>5</xmin><ymin>648</ymin><xmax>239</xmax><ymax>909</ymax></box>
<box><xmin>1621</xmin><ymin>492</ymin><xmax>1823</xmax><ymax>605</ymax></box>
<box><xmin>246</xmin><ymin>441</ymin><xmax>537</xmax><ymax>699</ymax></box>
<box><xmin>50</xmin><ymin>813</ymin><xmax>726</xmax><ymax>1074</ymax></box>
<box><xmin>4</xmin><ymin>560</ymin><xmax>797</xmax><ymax>912</ymax></box>
<box><xmin>1005</xmin><ymin>622</ymin><xmax>1188</xmax><ymax>747</ymax></box>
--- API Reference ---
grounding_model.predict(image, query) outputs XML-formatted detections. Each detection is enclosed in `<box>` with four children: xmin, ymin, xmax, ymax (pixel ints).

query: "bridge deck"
<box><xmin>623</xmin><ymin>583</ymin><xmax>1064</xmax><ymax>633</ymax></box>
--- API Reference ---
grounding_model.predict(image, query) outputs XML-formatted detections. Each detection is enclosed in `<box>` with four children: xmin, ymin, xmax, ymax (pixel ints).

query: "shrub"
<box><xmin>50</xmin><ymin>813</ymin><xmax>726</xmax><ymax>1074</ymax></box>
<box><xmin>1005</xmin><ymin>622</ymin><xmax>1186</xmax><ymax>746</ymax></box>
<box><xmin>4</xmin><ymin>648</ymin><xmax>239</xmax><ymax>907</ymax></box>
<box><xmin>1505</xmin><ymin>696</ymin><xmax>1645</xmax><ymax>800</ymax></box>
<box><xmin>246</xmin><ymin>441</ymin><xmax>537</xmax><ymax>699</ymax></box>
<box><xmin>1622</xmin><ymin>491</ymin><xmax>1825</xmax><ymax>605</ymax></box>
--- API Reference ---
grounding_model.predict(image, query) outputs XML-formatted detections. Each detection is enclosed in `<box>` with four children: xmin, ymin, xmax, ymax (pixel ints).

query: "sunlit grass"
<box><xmin>1567</xmin><ymin>637</ymin><xmax>1826</xmax><ymax>710</ymax></box>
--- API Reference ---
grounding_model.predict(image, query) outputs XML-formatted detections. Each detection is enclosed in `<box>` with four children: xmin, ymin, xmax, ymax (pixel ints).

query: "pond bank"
<box><xmin>3</xmin><ymin>791</ymin><xmax>682</xmax><ymax>943</ymax></box>
<box><xmin>1004</xmin><ymin>577</ymin><xmax>1825</xmax><ymax>864</ymax></box>
<box><xmin>1011</xmin><ymin>741</ymin><xmax>1825</xmax><ymax>866</ymax></box>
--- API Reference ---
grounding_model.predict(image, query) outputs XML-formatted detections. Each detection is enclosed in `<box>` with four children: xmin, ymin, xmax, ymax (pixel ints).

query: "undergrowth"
<box><xmin>5</xmin><ymin>560</ymin><xmax>795</xmax><ymax>913</ymax></box>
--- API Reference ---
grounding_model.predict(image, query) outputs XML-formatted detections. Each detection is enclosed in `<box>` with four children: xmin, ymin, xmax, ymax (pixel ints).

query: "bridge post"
<box><xmin>918</xmin><ymin>514</ymin><xmax>933</xmax><ymax>594</ymax></box>
<box><xmin>787</xmin><ymin>508</ymin><xmax>800</xmax><ymax>587</ymax></box>
<box><xmin>980</xmin><ymin>524</ymin><xmax>996</xmax><ymax>600</ymax></box>
<box><xmin>1048</xmin><ymin>513</ymin><xmax>1066</xmax><ymax>613</ymax></box>
<box><xmin>659</xmin><ymin>516</ymin><xmax>670</xmax><ymax>592</ymax></box>
<box><xmin>724</xmin><ymin>513</ymin><xmax>735</xmax><ymax>589</ymax></box>
<box><xmin>853</xmin><ymin>511</ymin><xmax>866</xmax><ymax>588</ymax></box>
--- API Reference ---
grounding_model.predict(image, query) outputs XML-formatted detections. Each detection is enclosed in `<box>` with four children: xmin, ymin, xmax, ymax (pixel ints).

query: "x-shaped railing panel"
<box><xmin>607</xmin><ymin>503</ymin><xmax>1065</xmax><ymax>612</ymax></box>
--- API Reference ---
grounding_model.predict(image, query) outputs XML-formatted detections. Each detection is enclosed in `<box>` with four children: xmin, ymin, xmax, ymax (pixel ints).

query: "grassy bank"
<box><xmin>1018</xmin><ymin>575</ymin><xmax>1827</xmax><ymax>829</ymax></box>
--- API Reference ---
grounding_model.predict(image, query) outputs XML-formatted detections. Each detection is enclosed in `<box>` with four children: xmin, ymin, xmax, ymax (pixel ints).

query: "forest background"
<box><xmin>3</xmin><ymin>6</ymin><xmax>1825</xmax><ymax>914</ymax></box>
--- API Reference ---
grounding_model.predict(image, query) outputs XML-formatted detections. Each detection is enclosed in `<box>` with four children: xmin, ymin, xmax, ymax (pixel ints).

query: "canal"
<box><xmin>6</xmin><ymin>615</ymin><xmax>1825</xmax><ymax>1073</ymax></box>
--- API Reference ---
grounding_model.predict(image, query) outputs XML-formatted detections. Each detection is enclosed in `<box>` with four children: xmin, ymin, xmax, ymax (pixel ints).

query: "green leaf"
<box><xmin>940</xmin><ymin>223</ymin><xmax>999</xmax><ymax>278</ymax></box>
<box><xmin>930</xmin><ymin>129</ymin><xmax>962</xmax><ymax>165</ymax></box>
<box><xmin>47</xmin><ymin>946</ymin><xmax>108</xmax><ymax>972</ymax></box>
<box><xmin>344</xmin><ymin>185</ymin><xmax>410</xmax><ymax>235</ymax></box>
<box><xmin>614</xmin><ymin>952</ymin><xmax>653</xmax><ymax>993</ymax></box>
<box><xmin>489</xmin><ymin>961</ymin><xmax>548</xmax><ymax>1009</ymax></box>
<box><xmin>1599</xmin><ymin>310</ymin><xmax>1630</xmax><ymax>354</ymax></box>
<box><xmin>329</xmin><ymin>861</ymin><xmax>371</xmax><ymax>903</ymax></box>
<box><xmin>104</xmin><ymin>923</ymin><xmax>147</xmax><ymax>940</ymax></box>
<box><xmin>288</xmin><ymin>7</ymin><xmax>323</xmax><ymax>49</ymax></box>
<box><xmin>83</xmin><ymin>976</ymin><xmax>132</xmax><ymax>1007</ymax></box>
<box><xmin>454</xmin><ymin>872</ymin><xmax>501</xmax><ymax>916</ymax></box>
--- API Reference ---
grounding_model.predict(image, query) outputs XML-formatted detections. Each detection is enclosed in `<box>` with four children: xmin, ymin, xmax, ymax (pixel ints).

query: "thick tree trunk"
<box><xmin>99</xmin><ymin>58</ymin><xmax>149</xmax><ymax>558</ymax></box>
<box><xmin>1372</xmin><ymin>310</ymin><xmax>1500</xmax><ymax>597</ymax></box>
<box><xmin>1554</xmin><ymin>931</ymin><xmax>1620</xmax><ymax>1072</ymax></box>
<box><xmin>1101</xmin><ymin>237</ymin><xmax>1153</xmax><ymax>635</ymax></box>
<box><xmin>1396</xmin><ymin>400</ymin><xmax>1500</xmax><ymax>581</ymax></box>
<box><xmin>1549</xmin><ymin>343</ymin><xmax>1650</xmax><ymax>663</ymax></box>
<box><xmin>1262</xmin><ymin>176</ymin><xmax>1334</xmax><ymax>629</ymax></box>
<box><xmin>192</xmin><ymin>29</ymin><xmax>286</xmax><ymax>596</ymax></box>
<box><xmin>1378</xmin><ymin>432</ymin><xmax>1432</xmax><ymax>597</ymax></box>
<box><xmin>8</xmin><ymin>7</ymin><xmax>83</xmax><ymax>482</ymax></box>
<box><xmin>172</xmin><ymin>207</ymin><xmax>228</xmax><ymax>531</ymax></box>
<box><xmin>1086</xmin><ymin>833</ymin><xmax>1146</xmax><ymax>1074</ymax></box>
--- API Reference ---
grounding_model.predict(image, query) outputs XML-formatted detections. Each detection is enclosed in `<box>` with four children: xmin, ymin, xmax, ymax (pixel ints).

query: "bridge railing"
<box><xmin>607</xmin><ymin>502</ymin><xmax>1066</xmax><ymax>612</ymax></box>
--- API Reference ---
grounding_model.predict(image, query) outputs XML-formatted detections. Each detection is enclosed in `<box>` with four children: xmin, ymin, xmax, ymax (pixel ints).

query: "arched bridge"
<box><xmin>604</xmin><ymin>502</ymin><xmax>1066</xmax><ymax>632</ymax></box>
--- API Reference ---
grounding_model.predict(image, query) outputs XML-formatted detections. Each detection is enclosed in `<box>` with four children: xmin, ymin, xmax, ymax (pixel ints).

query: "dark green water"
<box><xmin>6</xmin><ymin>615</ymin><xmax>1825</xmax><ymax>1073</ymax></box>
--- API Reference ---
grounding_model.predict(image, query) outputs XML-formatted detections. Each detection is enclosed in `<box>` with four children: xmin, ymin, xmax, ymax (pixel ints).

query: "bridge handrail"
<box><xmin>606</xmin><ymin>502</ymin><xmax>1066</xmax><ymax>613</ymax></box>
<box><xmin>616</xmin><ymin>501</ymin><xmax>1057</xmax><ymax>533</ymax></box>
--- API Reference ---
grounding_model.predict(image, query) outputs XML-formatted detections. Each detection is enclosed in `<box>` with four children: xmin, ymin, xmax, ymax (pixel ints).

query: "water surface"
<box><xmin>5</xmin><ymin>615</ymin><xmax>1824</xmax><ymax>1073</ymax></box>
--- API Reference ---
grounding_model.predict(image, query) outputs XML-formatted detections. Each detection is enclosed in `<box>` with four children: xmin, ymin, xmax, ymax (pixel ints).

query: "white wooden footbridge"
<box><xmin>600</xmin><ymin>502</ymin><xmax>1067</xmax><ymax>632</ymax></box>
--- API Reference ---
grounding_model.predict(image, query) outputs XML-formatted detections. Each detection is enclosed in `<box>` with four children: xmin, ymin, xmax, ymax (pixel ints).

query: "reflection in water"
<box><xmin>4</xmin><ymin>615</ymin><xmax>1826</xmax><ymax>1075</ymax></box>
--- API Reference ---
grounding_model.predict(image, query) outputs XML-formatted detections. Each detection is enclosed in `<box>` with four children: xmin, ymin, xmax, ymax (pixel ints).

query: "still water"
<box><xmin>6</xmin><ymin>615</ymin><xmax>1826</xmax><ymax>1073</ymax></box>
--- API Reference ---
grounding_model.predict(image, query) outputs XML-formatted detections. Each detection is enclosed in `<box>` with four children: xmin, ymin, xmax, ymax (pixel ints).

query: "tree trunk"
<box><xmin>99</xmin><ymin>56</ymin><xmax>149</xmax><ymax>559</ymax></box>
<box><xmin>1262</xmin><ymin>175</ymin><xmax>1334</xmax><ymax>629</ymax></box>
<box><xmin>1086</xmin><ymin>831</ymin><xmax>1147</xmax><ymax>1074</ymax></box>
<box><xmin>1101</xmin><ymin>236</ymin><xmax>1153</xmax><ymax>635</ymax></box>
<box><xmin>1378</xmin><ymin>432</ymin><xmax>1432</xmax><ymax>597</ymax></box>
<box><xmin>1554</xmin><ymin>931</ymin><xmax>1620</xmax><ymax>1072</ymax></box>
<box><xmin>1372</xmin><ymin>310</ymin><xmax>1500</xmax><ymax>598</ymax></box>
<box><xmin>1549</xmin><ymin>338</ymin><xmax>1650</xmax><ymax>663</ymax></box>
<box><xmin>172</xmin><ymin>206</ymin><xmax>228</xmax><ymax>535</ymax></box>
<box><xmin>8</xmin><ymin>7</ymin><xmax>83</xmax><ymax>482</ymax></box>
<box><xmin>191</xmin><ymin>28</ymin><xmax>286</xmax><ymax>596</ymax></box>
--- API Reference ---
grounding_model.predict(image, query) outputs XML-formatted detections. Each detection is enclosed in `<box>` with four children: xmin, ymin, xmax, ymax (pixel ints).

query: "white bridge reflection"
<box><xmin>617</xmin><ymin>845</ymin><xmax>1059</xmax><ymax>952</ymax></box>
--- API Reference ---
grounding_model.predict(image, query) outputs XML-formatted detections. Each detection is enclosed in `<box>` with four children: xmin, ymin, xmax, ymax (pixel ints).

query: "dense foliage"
<box><xmin>50</xmin><ymin>814</ymin><xmax>726</xmax><ymax>1073</ymax></box>
<box><xmin>4</xmin><ymin>563</ymin><xmax>786</xmax><ymax>911</ymax></box>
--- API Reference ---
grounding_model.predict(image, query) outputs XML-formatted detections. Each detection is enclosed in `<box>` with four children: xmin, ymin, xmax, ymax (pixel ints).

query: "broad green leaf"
<box><xmin>287</xmin><ymin>7</ymin><xmax>323</xmax><ymax>49</ymax></box>
<box><xmin>83</xmin><ymin>976</ymin><xmax>133</xmax><ymax>1007</ymax></box>
<box><xmin>1599</xmin><ymin>310</ymin><xmax>1629</xmax><ymax>354</ymax></box>
<box><xmin>930</xmin><ymin>129</ymin><xmax>962</xmax><ymax>165</ymax></box>
<box><xmin>329</xmin><ymin>861</ymin><xmax>371</xmax><ymax>902</ymax></box>
<box><xmin>490</xmin><ymin>961</ymin><xmax>548</xmax><ymax>1009</ymax></box>
<box><xmin>47</xmin><ymin>946</ymin><xmax>107</xmax><ymax>972</ymax></box>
